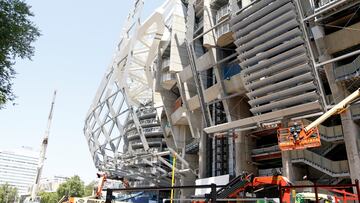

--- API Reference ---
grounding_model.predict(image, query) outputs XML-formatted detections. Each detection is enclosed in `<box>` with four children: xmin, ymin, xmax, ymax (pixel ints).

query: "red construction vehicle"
<box><xmin>193</xmin><ymin>174</ymin><xmax>360</xmax><ymax>203</ymax></box>
<box><xmin>277</xmin><ymin>88</ymin><xmax>360</xmax><ymax>151</ymax></box>
<box><xmin>193</xmin><ymin>174</ymin><xmax>292</xmax><ymax>203</ymax></box>
<box><xmin>228</xmin><ymin>175</ymin><xmax>291</xmax><ymax>201</ymax></box>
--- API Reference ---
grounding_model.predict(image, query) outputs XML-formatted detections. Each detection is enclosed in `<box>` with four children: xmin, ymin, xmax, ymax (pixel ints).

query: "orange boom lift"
<box><xmin>278</xmin><ymin>88</ymin><xmax>360</xmax><ymax>151</ymax></box>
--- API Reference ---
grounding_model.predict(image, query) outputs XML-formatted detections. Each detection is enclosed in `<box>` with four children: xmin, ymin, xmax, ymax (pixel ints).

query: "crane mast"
<box><xmin>30</xmin><ymin>90</ymin><xmax>57</xmax><ymax>201</ymax></box>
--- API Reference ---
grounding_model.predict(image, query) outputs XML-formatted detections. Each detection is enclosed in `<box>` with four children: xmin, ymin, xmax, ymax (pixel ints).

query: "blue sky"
<box><xmin>0</xmin><ymin>0</ymin><xmax>163</xmax><ymax>183</ymax></box>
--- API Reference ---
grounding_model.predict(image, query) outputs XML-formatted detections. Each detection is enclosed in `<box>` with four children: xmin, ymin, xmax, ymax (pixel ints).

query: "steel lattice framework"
<box><xmin>84</xmin><ymin>0</ymin><xmax>194</xmax><ymax>187</ymax></box>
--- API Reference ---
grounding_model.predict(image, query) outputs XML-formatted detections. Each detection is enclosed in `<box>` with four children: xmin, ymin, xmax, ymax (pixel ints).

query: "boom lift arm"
<box><xmin>227</xmin><ymin>175</ymin><xmax>291</xmax><ymax>201</ymax></box>
<box><xmin>278</xmin><ymin>88</ymin><xmax>360</xmax><ymax>151</ymax></box>
<box><xmin>95</xmin><ymin>173</ymin><xmax>107</xmax><ymax>198</ymax></box>
<box><xmin>93</xmin><ymin>173</ymin><xmax>129</xmax><ymax>199</ymax></box>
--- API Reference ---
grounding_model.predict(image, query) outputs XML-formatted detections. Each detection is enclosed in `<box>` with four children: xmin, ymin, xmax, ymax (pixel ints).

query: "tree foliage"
<box><xmin>84</xmin><ymin>181</ymin><xmax>97</xmax><ymax>197</ymax></box>
<box><xmin>56</xmin><ymin>176</ymin><xmax>85</xmax><ymax>198</ymax></box>
<box><xmin>0</xmin><ymin>183</ymin><xmax>18</xmax><ymax>203</ymax></box>
<box><xmin>38</xmin><ymin>191</ymin><xmax>58</xmax><ymax>203</ymax></box>
<box><xmin>0</xmin><ymin>0</ymin><xmax>40</xmax><ymax>107</ymax></box>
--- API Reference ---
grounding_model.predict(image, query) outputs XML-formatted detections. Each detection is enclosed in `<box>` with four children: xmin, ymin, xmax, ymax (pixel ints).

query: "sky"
<box><xmin>0</xmin><ymin>0</ymin><xmax>164</xmax><ymax>183</ymax></box>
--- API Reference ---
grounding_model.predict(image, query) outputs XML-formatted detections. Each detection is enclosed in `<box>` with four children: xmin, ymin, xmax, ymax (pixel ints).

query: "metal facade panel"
<box><xmin>230</xmin><ymin>0</ymin><xmax>320</xmax><ymax>116</ymax></box>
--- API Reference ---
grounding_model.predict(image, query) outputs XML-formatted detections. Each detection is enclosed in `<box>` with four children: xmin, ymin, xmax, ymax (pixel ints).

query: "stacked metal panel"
<box><xmin>230</xmin><ymin>0</ymin><xmax>320</xmax><ymax>116</ymax></box>
<box><xmin>124</xmin><ymin>105</ymin><xmax>165</xmax><ymax>151</ymax></box>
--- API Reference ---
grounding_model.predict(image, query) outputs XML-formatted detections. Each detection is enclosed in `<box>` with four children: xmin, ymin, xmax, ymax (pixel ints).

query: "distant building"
<box><xmin>0</xmin><ymin>147</ymin><xmax>39</xmax><ymax>195</ymax></box>
<box><xmin>39</xmin><ymin>176</ymin><xmax>68</xmax><ymax>192</ymax></box>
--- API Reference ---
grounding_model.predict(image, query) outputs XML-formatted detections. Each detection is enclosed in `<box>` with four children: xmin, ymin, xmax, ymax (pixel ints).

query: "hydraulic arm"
<box><xmin>95</xmin><ymin>173</ymin><xmax>107</xmax><ymax>198</ymax></box>
<box><xmin>278</xmin><ymin>88</ymin><xmax>360</xmax><ymax>151</ymax></box>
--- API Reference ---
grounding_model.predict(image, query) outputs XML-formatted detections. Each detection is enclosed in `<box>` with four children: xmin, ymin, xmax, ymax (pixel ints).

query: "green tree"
<box><xmin>57</xmin><ymin>176</ymin><xmax>85</xmax><ymax>198</ymax></box>
<box><xmin>84</xmin><ymin>181</ymin><xmax>97</xmax><ymax>197</ymax></box>
<box><xmin>38</xmin><ymin>191</ymin><xmax>58</xmax><ymax>203</ymax></box>
<box><xmin>0</xmin><ymin>0</ymin><xmax>40</xmax><ymax>107</ymax></box>
<box><xmin>0</xmin><ymin>183</ymin><xmax>18</xmax><ymax>203</ymax></box>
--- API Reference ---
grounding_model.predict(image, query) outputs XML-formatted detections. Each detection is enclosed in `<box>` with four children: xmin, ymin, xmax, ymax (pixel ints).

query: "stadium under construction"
<box><xmin>83</xmin><ymin>0</ymin><xmax>360</xmax><ymax>201</ymax></box>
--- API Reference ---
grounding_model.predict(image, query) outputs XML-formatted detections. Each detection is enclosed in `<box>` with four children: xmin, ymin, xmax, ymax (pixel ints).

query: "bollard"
<box><xmin>210</xmin><ymin>183</ymin><xmax>217</xmax><ymax>203</ymax></box>
<box><xmin>105</xmin><ymin>189</ymin><xmax>112</xmax><ymax>203</ymax></box>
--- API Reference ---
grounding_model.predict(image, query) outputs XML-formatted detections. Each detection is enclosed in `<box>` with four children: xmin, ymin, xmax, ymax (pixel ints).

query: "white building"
<box><xmin>39</xmin><ymin>176</ymin><xmax>68</xmax><ymax>192</ymax></box>
<box><xmin>0</xmin><ymin>147</ymin><xmax>39</xmax><ymax>195</ymax></box>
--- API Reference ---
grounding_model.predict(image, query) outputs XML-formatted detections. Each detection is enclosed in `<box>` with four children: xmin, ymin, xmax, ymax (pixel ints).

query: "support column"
<box><xmin>281</xmin><ymin>151</ymin><xmax>304</xmax><ymax>182</ymax></box>
<box><xmin>323</xmin><ymin>60</ymin><xmax>360</xmax><ymax>183</ymax></box>
<box><xmin>311</xmin><ymin>25</ymin><xmax>360</xmax><ymax>183</ymax></box>
<box><xmin>203</xmin><ymin>0</ymin><xmax>216</xmax><ymax>48</ymax></box>
<box><xmin>281</xmin><ymin>151</ymin><xmax>294</xmax><ymax>181</ymax></box>
<box><xmin>235</xmin><ymin>132</ymin><xmax>256</xmax><ymax>175</ymax></box>
<box><xmin>181</xmin><ymin>141</ymin><xmax>197</xmax><ymax>198</ymax></box>
<box><xmin>340</xmin><ymin>109</ymin><xmax>360</xmax><ymax>183</ymax></box>
<box><xmin>199</xmin><ymin>126</ymin><xmax>208</xmax><ymax>178</ymax></box>
<box><xmin>228</xmin><ymin>97</ymin><xmax>257</xmax><ymax>175</ymax></box>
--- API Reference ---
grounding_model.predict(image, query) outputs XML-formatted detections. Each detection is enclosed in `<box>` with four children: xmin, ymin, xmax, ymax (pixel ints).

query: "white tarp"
<box><xmin>195</xmin><ymin>174</ymin><xmax>230</xmax><ymax>196</ymax></box>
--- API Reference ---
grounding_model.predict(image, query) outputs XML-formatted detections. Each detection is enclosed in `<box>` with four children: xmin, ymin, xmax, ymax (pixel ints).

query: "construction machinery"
<box><xmin>192</xmin><ymin>173</ymin><xmax>292</xmax><ymax>203</ymax></box>
<box><xmin>277</xmin><ymin>88</ymin><xmax>360</xmax><ymax>151</ymax></box>
<box><xmin>60</xmin><ymin>174</ymin><xmax>107</xmax><ymax>203</ymax></box>
<box><xmin>94</xmin><ymin>173</ymin><xmax>130</xmax><ymax>199</ymax></box>
<box><xmin>63</xmin><ymin>174</ymin><xmax>130</xmax><ymax>203</ymax></box>
<box><xmin>95</xmin><ymin>173</ymin><xmax>107</xmax><ymax>199</ymax></box>
<box><xmin>217</xmin><ymin>174</ymin><xmax>291</xmax><ymax>202</ymax></box>
<box><xmin>62</xmin><ymin>173</ymin><xmax>107</xmax><ymax>203</ymax></box>
<box><xmin>193</xmin><ymin>173</ymin><xmax>359</xmax><ymax>203</ymax></box>
<box><xmin>24</xmin><ymin>91</ymin><xmax>57</xmax><ymax>203</ymax></box>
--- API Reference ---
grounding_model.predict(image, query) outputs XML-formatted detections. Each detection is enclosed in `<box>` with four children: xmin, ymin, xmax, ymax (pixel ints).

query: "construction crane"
<box><xmin>278</xmin><ymin>88</ymin><xmax>360</xmax><ymax>151</ymax></box>
<box><xmin>25</xmin><ymin>90</ymin><xmax>57</xmax><ymax>203</ymax></box>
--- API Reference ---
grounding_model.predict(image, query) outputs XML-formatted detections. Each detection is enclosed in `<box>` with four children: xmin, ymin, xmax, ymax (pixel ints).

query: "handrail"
<box><xmin>291</xmin><ymin>150</ymin><xmax>349</xmax><ymax>176</ymax></box>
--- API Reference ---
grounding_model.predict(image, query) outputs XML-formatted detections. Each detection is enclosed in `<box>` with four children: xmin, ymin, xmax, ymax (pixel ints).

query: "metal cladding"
<box><xmin>84</xmin><ymin>0</ymin><xmax>194</xmax><ymax>187</ymax></box>
<box><xmin>84</xmin><ymin>83</ymin><xmax>129</xmax><ymax>174</ymax></box>
<box><xmin>230</xmin><ymin>0</ymin><xmax>321</xmax><ymax>116</ymax></box>
<box><xmin>84</xmin><ymin>0</ymin><xmax>360</xmax><ymax>192</ymax></box>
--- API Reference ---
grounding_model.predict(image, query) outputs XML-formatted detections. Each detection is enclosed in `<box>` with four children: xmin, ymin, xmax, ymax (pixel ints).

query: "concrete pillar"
<box><xmin>228</xmin><ymin>97</ymin><xmax>257</xmax><ymax>175</ymax></box>
<box><xmin>311</xmin><ymin>25</ymin><xmax>360</xmax><ymax>183</ymax></box>
<box><xmin>169</xmin><ymin>7</ymin><xmax>188</xmax><ymax>72</ymax></box>
<box><xmin>235</xmin><ymin>132</ymin><xmax>256</xmax><ymax>175</ymax></box>
<box><xmin>281</xmin><ymin>151</ymin><xmax>294</xmax><ymax>180</ymax></box>
<box><xmin>199</xmin><ymin>125</ymin><xmax>208</xmax><ymax>178</ymax></box>
<box><xmin>281</xmin><ymin>120</ymin><xmax>295</xmax><ymax>182</ymax></box>
<box><xmin>340</xmin><ymin>110</ymin><xmax>360</xmax><ymax>182</ymax></box>
<box><xmin>322</xmin><ymin>61</ymin><xmax>360</xmax><ymax>183</ymax></box>
<box><xmin>203</xmin><ymin>0</ymin><xmax>216</xmax><ymax>48</ymax></box>
<box><xmin>181</xmin><ymin>150</ymin><xmax>197</xmax><ymax>198</ymax></box>
<box><xmin>281</xmin><ymin>151</ymin><xmax>304</xmax><ymax>182</ymax></box>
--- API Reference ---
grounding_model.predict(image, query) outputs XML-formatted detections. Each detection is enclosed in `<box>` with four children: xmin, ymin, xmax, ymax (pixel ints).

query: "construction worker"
<box><xmin>290</xmin><ymin>123</ymin><xmax>301</xmax><ymax>141</ymax></box>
